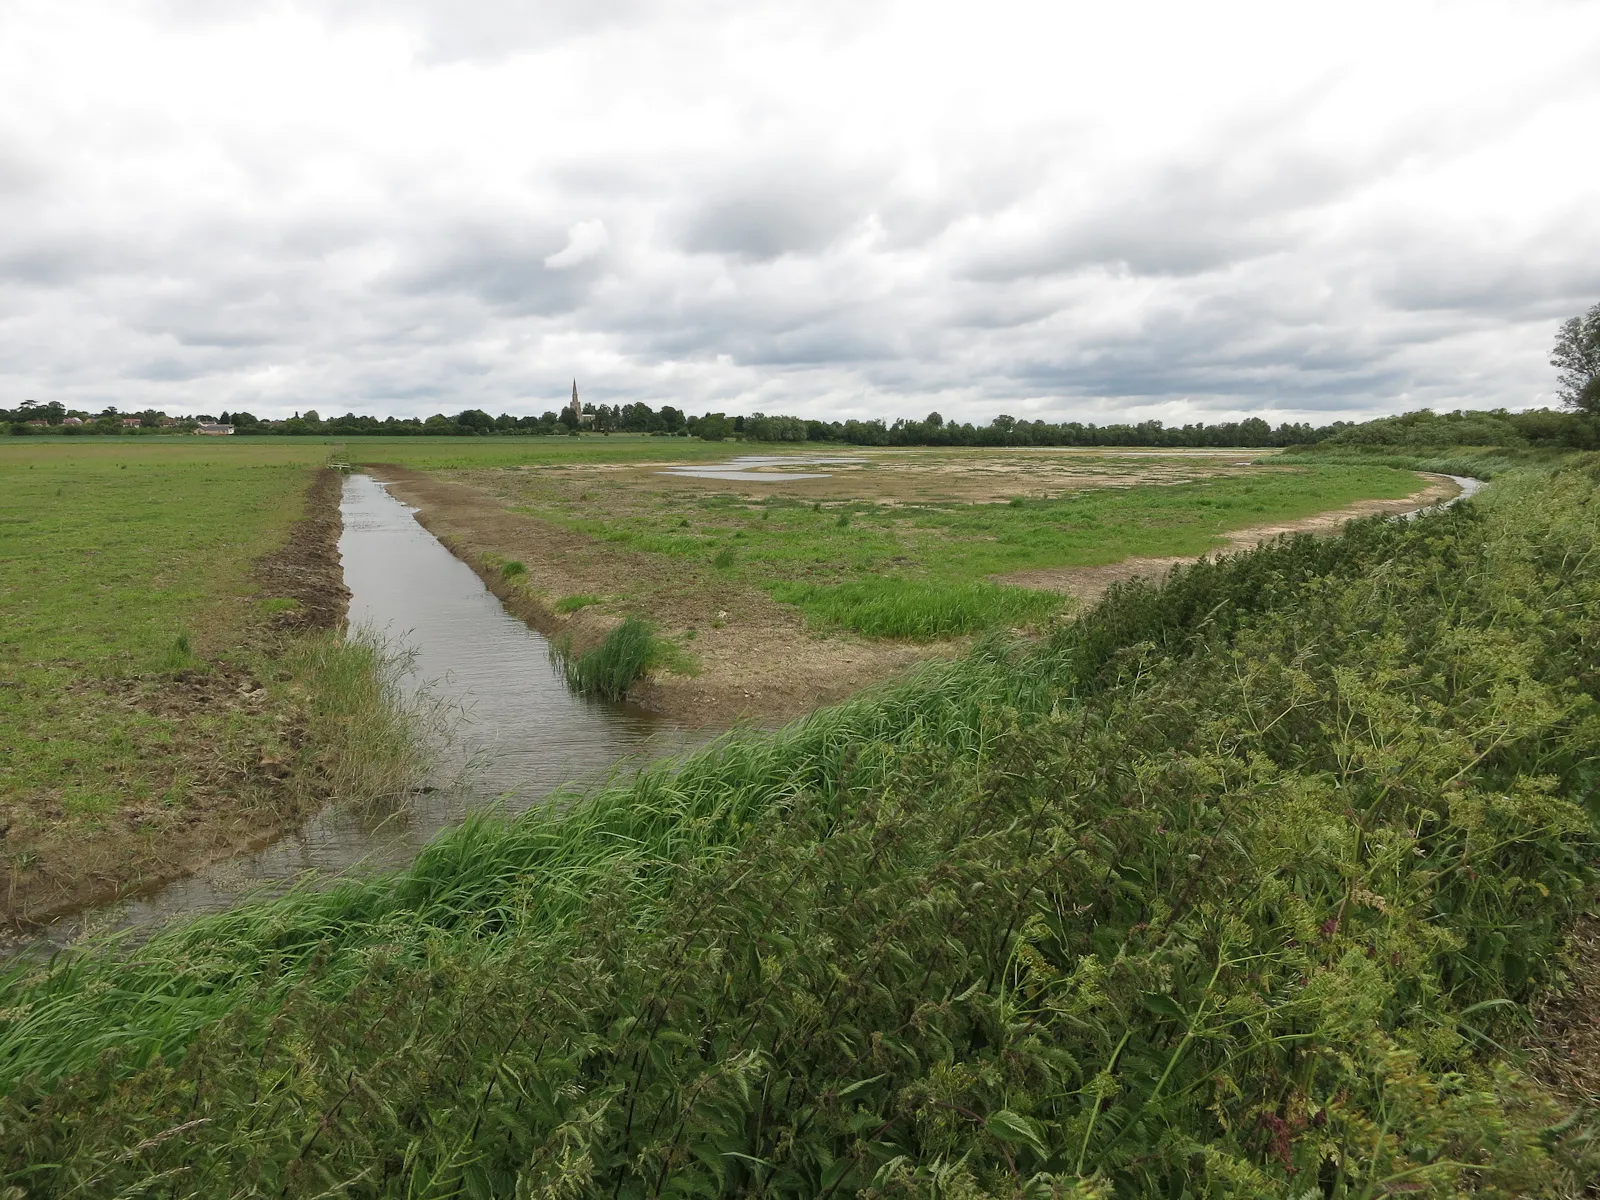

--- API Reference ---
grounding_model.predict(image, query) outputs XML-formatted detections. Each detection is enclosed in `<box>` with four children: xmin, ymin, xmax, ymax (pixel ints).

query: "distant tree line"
<box><xmin>9</xmin><ymin>302</ymin><xmax>1598</xmax><ymax>446</ymax></box>
<box><xmin>8</xmin><ymin>398</ymin><xmax>1596</xmax><ymax>449</ymax></box>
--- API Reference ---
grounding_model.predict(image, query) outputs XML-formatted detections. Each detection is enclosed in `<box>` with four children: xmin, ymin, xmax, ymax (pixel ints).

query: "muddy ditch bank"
<box><xmin>5</xmin><ymin>468</ymin><xmax>354</xmax><ymax>934</ymax></box>
<box><xmin>15</xmin><ymin>475</ymin><xmax>707</xmax><ymax>948</ymax></box>
<box><xmin>368</xmin><ymin>465</ymin><xmax>942</xmax><ymax>727</ymax></box>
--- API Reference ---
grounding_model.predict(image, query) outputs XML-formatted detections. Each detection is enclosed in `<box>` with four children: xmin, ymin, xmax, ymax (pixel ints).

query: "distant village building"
<box><xmin>194</xmin><ymin>423</ymin><xmax>235</xmax><ymax>436</ymax></box>
<box><xmin>121</xmin><ymin>417</ymin><xmax>142</xmax><ymax>427</ymax></box>
<box><xmin>62</xmin><ymin>416</ymin><xmax>83</xmax><ymax>426</ymax></box>
<box><xmin>568</xmin><ymin>380</ymin><xmax>594</xmax><ymax>427</ymax></box>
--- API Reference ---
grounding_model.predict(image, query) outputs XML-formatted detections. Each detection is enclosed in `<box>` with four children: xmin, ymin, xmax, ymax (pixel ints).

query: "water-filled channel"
<box><xmin>38</xmin><ymin>475</ymin><xmax>700</xmax><ymax>945</ymax></box>
<box><xmin>27</xmin><ymin>472</ymin><xmax>1484</xmax><ymax>947</ymax></box>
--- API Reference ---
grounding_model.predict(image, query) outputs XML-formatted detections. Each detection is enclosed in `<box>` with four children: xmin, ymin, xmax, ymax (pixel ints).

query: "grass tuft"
<box><xmin>713</xmin><ymin>547</ymin><xmax>735</xmax><ymax>569</ymax></box>
<box><xmin>770</xmin><ymin>577</ymin><xmax>1061</xmax><ymax>639</ymax></box>
<box><xmin>558</xmin><ymin>617</ymin><xmax>655</xmax><ymax>700</ymax></box>
<box><xmin>553</xmin><ymin>593</ymin><xmax>602</xmax><ymax>614</ymax></box>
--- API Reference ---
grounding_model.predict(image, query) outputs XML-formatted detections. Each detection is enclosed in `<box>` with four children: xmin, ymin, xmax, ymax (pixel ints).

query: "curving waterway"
<box><xmin>34</xmin><ymin>474</ymin><xmax>700</xmax><ymax>947</ymax></box>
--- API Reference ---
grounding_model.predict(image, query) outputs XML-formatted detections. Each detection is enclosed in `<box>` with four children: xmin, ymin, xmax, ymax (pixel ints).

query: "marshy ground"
<box><xmin>0</xmin><ymin>436</ymin><xmax>1437</xmax><ymax>923</ymax></box>
<box><xmin>367</xmin><ymin>442</ymin><xmax>1438</xmax><ymax>723</ymax></box>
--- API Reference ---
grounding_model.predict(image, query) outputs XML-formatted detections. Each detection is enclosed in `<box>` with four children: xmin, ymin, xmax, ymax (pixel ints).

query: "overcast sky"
<box><xmin>2</xmin><ymin>0</ymin><xmax>1598</xmax><ymax>425</ymax></box>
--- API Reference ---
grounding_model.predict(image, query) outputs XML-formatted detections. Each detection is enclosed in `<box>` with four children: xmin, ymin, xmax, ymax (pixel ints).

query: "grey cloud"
<box><xmin>6</xmin><ymin>1</ymin><xmax>1599</xmax><ymax>424</ymax></box>
<box><xmin>386</xmin><ymin>221</ymin><xmax>600</xmax><ymax>313</ymax></box>
<box><xmin>677</xmin><ymin>171</ymin><xmax>877</xmax><ymax>262</ymax></box>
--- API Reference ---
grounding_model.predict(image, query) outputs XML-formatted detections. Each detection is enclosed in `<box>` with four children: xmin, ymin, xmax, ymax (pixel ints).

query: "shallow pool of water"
<box><xmin>656</xmin><ymin>455</ymin><xmax>864</xmax><ymax>482</ymax></box>
<box><xmin>34</xmin><ymin>475</ymin><xmax>701</xmax><ymax>946</ymax></box>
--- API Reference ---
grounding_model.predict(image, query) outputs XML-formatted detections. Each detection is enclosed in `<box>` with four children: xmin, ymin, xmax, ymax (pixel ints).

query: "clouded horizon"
<box><xmin>3</xmin><ymin>0</ymin><xmax>1598</xmax><ymax>425</ymax></box>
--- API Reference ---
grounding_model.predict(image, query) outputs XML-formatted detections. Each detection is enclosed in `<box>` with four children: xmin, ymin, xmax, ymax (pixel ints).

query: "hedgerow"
<box><xmin>3</xmin><ymin>462</ymin><xmax>1598</xmax><ymax>1196</ymax></box>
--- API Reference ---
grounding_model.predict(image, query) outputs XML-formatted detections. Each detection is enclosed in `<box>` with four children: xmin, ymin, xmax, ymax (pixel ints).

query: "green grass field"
<box><xmin>0</xmin><ymin>439</ymin><xmax>412</xmax><ymax>920</ymax></box>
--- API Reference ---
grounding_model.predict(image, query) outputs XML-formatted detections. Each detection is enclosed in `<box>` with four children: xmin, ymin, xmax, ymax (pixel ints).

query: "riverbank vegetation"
<box><xmin>1</xmin><ymin>453</ymin><xmax>1595</xmax><ymax>1193</ymax></box>
<box><xmin>0</xmin><ymin>441</ymin><xmax>423</xmax><ymax>928</ymax></box>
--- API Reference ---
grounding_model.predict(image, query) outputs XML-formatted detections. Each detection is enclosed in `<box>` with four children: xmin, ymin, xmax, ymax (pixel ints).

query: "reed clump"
<box><xmin>772</xmin><ymin>576</ymin><xmax>1061</xmax><ymax>639</ymax></box>
<box><xmin>2</xmin><ymin>461</ymin><xmax>1598</xmax><ymax>1194</ymax></box>
<box><xmin>553</xmin><ymin>616</ymin><xmax>696</xmax><ymax>700</ymax></box>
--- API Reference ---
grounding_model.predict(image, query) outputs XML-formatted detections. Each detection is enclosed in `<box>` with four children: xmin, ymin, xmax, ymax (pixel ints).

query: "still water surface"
<box><xmin>655</xmin><ymin>455</ymin><xmax>863</xmax><ymax>482</ymax></box>
<box><xmin>39</xmin><ymin>474</ymin><xmax>699</xmax><ymax>945</ymax></box>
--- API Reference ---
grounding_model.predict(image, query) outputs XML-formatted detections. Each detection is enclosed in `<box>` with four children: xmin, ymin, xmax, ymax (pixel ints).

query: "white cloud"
<box><xmin>544</xmin><ymin>220</ymin><xmax>610</xmax><ymax>270</ymax></box>
<box><xmin>0</xmin><ymin>0</ymin><xmax>1597</xmax><ymax>421</ymax></box>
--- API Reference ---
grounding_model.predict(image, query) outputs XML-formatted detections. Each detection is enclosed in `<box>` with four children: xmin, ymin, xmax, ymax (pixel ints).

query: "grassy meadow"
<box><xmin>0</xmin><ymin>453</ymin><xmax>1594</xmax><ymax>1194</ymax></box>
<box><xmin>0</xmin><ymin>438</ymin><xmax>417</xmax><ymax>923</ymax></box>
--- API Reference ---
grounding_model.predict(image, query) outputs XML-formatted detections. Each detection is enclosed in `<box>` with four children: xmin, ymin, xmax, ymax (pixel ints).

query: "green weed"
<box><xmin>770</xmin><ymin>577</ymin><xmax>1062</xmax><ymax>639</ymax></box>
<box><xmin>554</xmin><ymin>593</ymin><xmax>603</xmax><ymax>614</ymax></box>
<box><xmin>500</xmin><ymin>558</ymin><xmax>527</xmax><ymax>578</ymax></box>
<box><xmin>713</xmin><ymin>547</ymin><xmax>736</xmax><ymax>568</ymax></box>
<box><xmin>557</xmin><ymin>617</ymin><xmax>656</xmax><ymax>700</ymax></box>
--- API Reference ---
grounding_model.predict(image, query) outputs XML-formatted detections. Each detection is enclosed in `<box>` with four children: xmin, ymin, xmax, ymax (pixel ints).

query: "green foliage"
<box><xmin>3</xmin><ymin>464</ymin><xmax>1599</xmax><ymax>1194</ymax></box>
<box><xmin>713</xmin><ymin>546</ymin><xmax>736</xmax><ymax>569</ymax></box>
<box><xmin>500</xmin><ymin>558</ymin><xmax>527</xmax><ymax>578</ymax></box>
<box><xmin>554</xmin><ymin>617</ymin><xmax>699</xmax><ymax>698</ymax></box>
<box><xmin>771</xmin><ymin>577</ymin><xmax>1062</xmax><ymax>639</ymax></box>
<box><xmin>554</xmin><ymin>593</ymin><xmax>604</xmax><ymax>614</ymax></box>
<box><xmin>557</xmin><ymin>617</ymin><xmax>656</xmax><ymax>700</ymax></box>
<box><xmin>1552</xmin><ymin>301</ymin><xmax>1600</xmax><ymax>411</ymax></box>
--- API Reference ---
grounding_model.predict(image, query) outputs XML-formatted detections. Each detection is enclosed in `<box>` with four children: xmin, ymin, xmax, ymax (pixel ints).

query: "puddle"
<box><xmin>30</xmin><ymin>475</ymin><xmax>701</xmax><ymax>947</ymax></box>
<box><xmin>657</xmin><ymin>455</ymin><xmax>864</xmax><ymax>482</ymax></box>
<box><xmin>1403</xmin><ymin>474</ymin><xmax>1483</xmax><ymax>518</ymax></box>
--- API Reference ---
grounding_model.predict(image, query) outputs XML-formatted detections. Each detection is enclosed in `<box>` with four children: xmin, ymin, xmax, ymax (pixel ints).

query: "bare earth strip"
<box><xmin>371</xmin><ymin>466</ymin><xmax>944</xmax><ymax>727</ymax></box>
<box><xmin>994</xmin><ymin>475</ymin><xmax>1461</xmax><ymax>605</ymax></box>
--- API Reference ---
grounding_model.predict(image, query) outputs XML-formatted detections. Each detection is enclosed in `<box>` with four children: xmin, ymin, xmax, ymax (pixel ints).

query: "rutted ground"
<box><xmin>0</xmin><ymin>451</ymin><xmax>414</xmax><ymax>930</ymax></box>
<box><xmin>368</xmin><ymin>449</ymin><xmax>1430</xmax><ymax>724</ymax></box>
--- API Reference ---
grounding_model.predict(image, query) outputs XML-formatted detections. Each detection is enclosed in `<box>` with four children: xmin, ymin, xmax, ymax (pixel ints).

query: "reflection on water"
<box><xmin>34</xmin><ymin>475</ymin><xmax>700</xmax><ymax>946</ymax></box>
<box><xmin>656</xmin><ymin>455</ymin><xmax>863</xmax><ymax>482</ymax></box>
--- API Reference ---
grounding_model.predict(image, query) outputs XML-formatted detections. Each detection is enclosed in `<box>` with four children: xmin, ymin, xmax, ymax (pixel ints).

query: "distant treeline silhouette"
<box><xmin>5</xmin><ymin>397</ymin><xmax>1595</xmax><ymax>449</ymax></box>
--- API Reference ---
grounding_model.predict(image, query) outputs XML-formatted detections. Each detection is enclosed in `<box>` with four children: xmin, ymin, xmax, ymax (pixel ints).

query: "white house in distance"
<box><xmin>194</xmin><ymin>422</ymin><xmax>234</xmax><ymax>436</ymax></box>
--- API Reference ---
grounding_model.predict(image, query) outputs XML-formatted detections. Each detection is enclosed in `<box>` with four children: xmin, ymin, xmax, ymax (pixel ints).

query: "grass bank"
<box><xmin>0</xmin><ymin>441</ymin><xmax>423</xmax><ymax>926</ymax></box>
<box><xmin>2</xmin><ymin>457</ymin><xmax>1596</xmax><ymax>1193</ymax></box>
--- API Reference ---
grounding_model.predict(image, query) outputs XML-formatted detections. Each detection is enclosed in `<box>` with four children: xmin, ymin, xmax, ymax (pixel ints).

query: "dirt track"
<box><xmin>994</xmin><ymin>475</ymin><xmax>1461</xmax><ymax>605</ymax></box>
